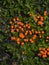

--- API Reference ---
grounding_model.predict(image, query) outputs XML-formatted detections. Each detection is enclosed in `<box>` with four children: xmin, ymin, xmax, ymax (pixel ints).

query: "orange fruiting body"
<box><xmin>39</xmin><ymin>48</ymin><xmax>42</xmax><ymax>51</ymax></box>
<box><xmin>42</xmin><ymin>55</ymin><xmax>47</xmax><ymax>58</ymax></box>
<box><xmin>44</xmin><ymin>11</ymin><xmax>47</xmax><ymax>16</ymax></box>
<box><xmin>46</xmin><ymin>36</ymin><xmax>49</xmax><ymax>39</ymax></box>
<box><xmin>21</xmin><ymin>42</ymin><xmax>24</xmax><ymax>45</ymax></box>
<box><xmin>25</xmin><ymin>24</ymin><xmax>29</xmax><ymax>27</ymax></box>
<box><xmin>41</xmin><ymin>31</ymin><xmax>44</xmax><ymax>34</ymax></box>
<box><xmin>35</xmin><ymin>31</ymin><xmax>38</xmax><ymax>34</ymax></box>
<box><xmin>32</xmin><ymin>35</ymin><xmax>37</xmax><ymax>40</ymax></box>
<box><xmin>11</xmin><ymin>37</ymin><xmax>15</xmax><ymax>40</ymax></box>
<box><xmin>24</xmin><ymin>38</ymin><xmax>28</xmax><ymax>42</ymax></box>
<box><xmin>47</xmin><ymin>48</ymin><xmax>49</xmax><ymax>51</ymax></box>
<box><xmin>21</xmin><ymin>28</ymin><xmax>24</xmax><ymax>32</ymax></box>
<box><xmin>28</xmin><ymin>26</ymin><xmax>31</xmax><ymax>29</ymax></box>
<box><xmin>29</xmin><ymin>31</ymin><xmax>32</xmax><ymax>35</ymax></box>
<box><xmin>16</xmin><ymin>38</ymin><xmax>20</xmax><ymax>42</ymax></box>
<box><xmin>11</xmin><ymin>26</ymin><xmax>14</xmax><ymax>29</ymax></box>
<box><xmin>16</xmin><ymin>18</ymin><xmax>20</xmax><ymax>21</ymax></box>
<box><xmin>19</xmin><ymin>33</ymin><xmax>25</xmax><ymax>39</ymax></box>
<box><xmin>39</xmin><ymin>35</ymin><xmax>42</xmax><ymax>38</ymax></box>
<box><xmin>47</xmin><ymin>52</ymin><xmax>49</xmax><ymax>55</ymax></box>
<box><xmin>31</xmin><ymin>29</ymin><xmax>34</xmax><ymax>33</ymax></box>
<box><xmin>40</xmin><ymin>16</ymin><xmax>44</xmax><ymax>21</ymax></box>
<box><xmin>17</xmin><ymin>41</ymin><xmax>20</xmax><ymax>44</ymax></box>
<box><xmin>29</xmin><ymin>13</ymin><xmax>32</xmax><ymax>16</ymax></box>
<box><xmin>37</xmin><ymin>21</ymin><xmax>43</xmax><ymax>25</ymax></box>
<box><xmin>11</xmin><ymin>29</ymin><xmax>14</xmax><ymax>33</ymax></box>
<box><xmin>38</xmin><ymin>53</ymin><xmax>41</xmax><ymax>57</ymax></box>
<box><xmin>13</xmin><ymin>18</ymin><xmax>16</xmax><ymax>21</ymax></box>
<box><xmin>16</xmin><ymin>29</ymin><xmax>19</xmax><ymax>32</ymax></box>
<box><xmin>9</xmin><ymin>21</ymin><xmax>12</xmax><ymax>24</ymax></box>
<box><xmin>46</xmin><ymin>39</ymin><xmax>48</xmax><ymax>42</ymax></box>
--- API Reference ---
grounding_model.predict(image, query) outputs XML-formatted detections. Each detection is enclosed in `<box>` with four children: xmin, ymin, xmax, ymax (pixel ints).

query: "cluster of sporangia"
<box><xmin>9</xmin><ymin>17</ymin><xmax>45</xmax><ymax>45</ymax></box>
<box><xmin>9</xmin><ymin>11</ymin><xmax>49</xmax><ymax>58</ymax></box>
<box><xmin>38</xmin><ymin>47</ymin><xmax>49</xmax><ymax>58</ymax></box>
<box><xmin>46</xmin><ymin>36</ymin><xmax>49</xmax><ymax>42</ymax></box>
<box><xmin>29</xmin><ymin>11</ymin><xmax>47</xmax><ymax>26</ymax></box>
